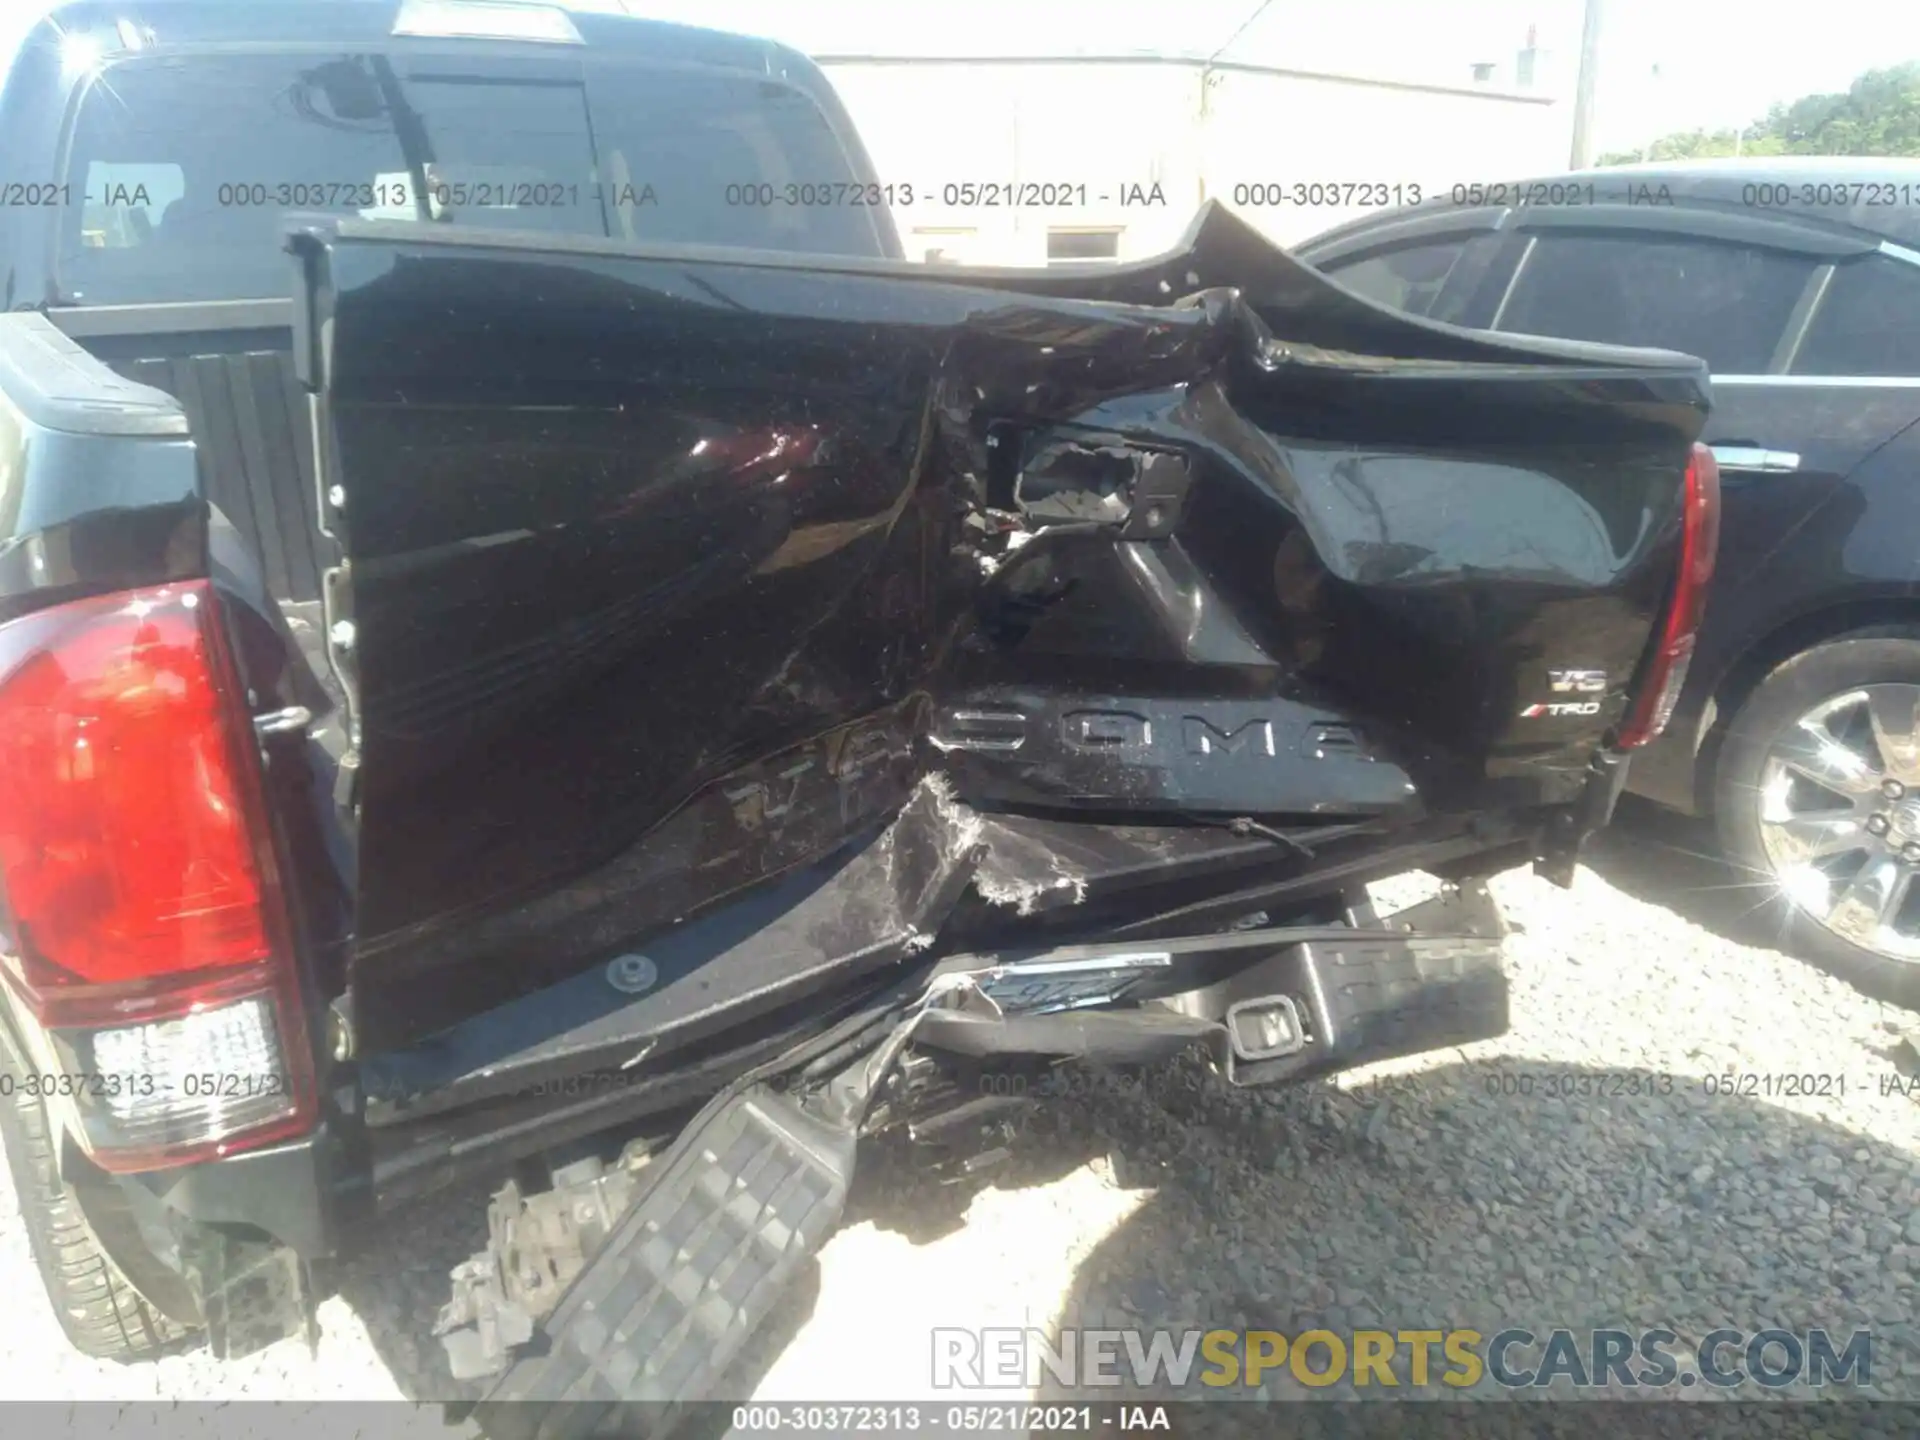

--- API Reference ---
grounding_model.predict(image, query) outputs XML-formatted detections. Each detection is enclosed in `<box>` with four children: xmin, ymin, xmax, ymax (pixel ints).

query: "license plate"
<box><xmin>977</xmin><ymin>951</ymin><xmax>1172</xmax><ymax>1016</ymax></box>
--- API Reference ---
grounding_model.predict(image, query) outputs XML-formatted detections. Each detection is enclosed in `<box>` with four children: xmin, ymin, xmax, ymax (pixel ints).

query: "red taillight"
<box><xmin>0</xmin><ymin>582</ymin><xmax>314</xmax><ymax>1169</ymax></box>
<box><xmin>1617</xmin><ymin>442</ymin><xmax>1722</xmax><ymax>749</ymax></box>
<box><xmin>0</xmin><ymin>585</ymin><xmax>268</xmax><ymax>995</ymax></box>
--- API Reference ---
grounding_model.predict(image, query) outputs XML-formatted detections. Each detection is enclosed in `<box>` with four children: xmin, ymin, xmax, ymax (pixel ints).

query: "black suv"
<box><xmin>1299</xmin><ymin>158</ymin><xmax>1920</xmax><ymax>1005</ymax></box>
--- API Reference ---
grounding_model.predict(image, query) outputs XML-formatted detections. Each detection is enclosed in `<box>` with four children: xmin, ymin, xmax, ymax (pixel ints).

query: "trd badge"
<box><xmin>1521</xmin><ymin>668</ymin><xmax>1609</xmax><ymax>717</ymax></box>
<box><xmin>1520</xmin><ymin>700</ymin><xmax>1601</xmax><ymax>717</ymax></box>
<box><xmin>1547</xmin><ymin>669</ymin><xmax>1608</xmax><ymax>693</ymax></box>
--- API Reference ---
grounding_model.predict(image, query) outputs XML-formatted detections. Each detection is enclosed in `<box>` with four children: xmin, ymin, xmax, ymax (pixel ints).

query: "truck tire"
<box><xmin>1715</xmin><ymin>633</ymin><xmax>1920</xmax><ymax>1010</ymax></box>
<box><xmin>0</xmin><ymin>1025</ymin><xmax>198</xmax><ymax>1362</ymax></box>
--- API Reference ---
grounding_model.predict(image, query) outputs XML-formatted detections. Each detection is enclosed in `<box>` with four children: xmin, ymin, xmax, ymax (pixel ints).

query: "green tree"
<box><xmin>1599</xmin><ymin>61</ymin><xmax>1920</xmax><ymax>165</ymax></box>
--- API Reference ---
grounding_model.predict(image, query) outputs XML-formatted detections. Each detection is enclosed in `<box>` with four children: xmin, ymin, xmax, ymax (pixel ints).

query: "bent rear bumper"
<box><xmin>80</xmin><ymin>861</ymin><xmax>1514</xmax><ymax>1369</ymax></box>
<box><xmin>914</xmin><ymin>879</ymin><xmax>1508</xmax><ymax>1084</ymax></box>
<box><xmin>452</xmin><ymin>883</ymin><xmax>1510</xmax><ymax>1416</ymax></box>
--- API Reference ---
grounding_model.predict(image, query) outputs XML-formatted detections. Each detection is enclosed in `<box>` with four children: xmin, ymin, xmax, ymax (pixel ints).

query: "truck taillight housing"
<box><xmin>0</xmin><ymin>582</ymin><xmax>314</xmax><ymax>1170</ymax></box>
<box><xmin>1617</xmin><ymin>442</ymin><xmax>1721</xmax><ymax>750</ymax></box>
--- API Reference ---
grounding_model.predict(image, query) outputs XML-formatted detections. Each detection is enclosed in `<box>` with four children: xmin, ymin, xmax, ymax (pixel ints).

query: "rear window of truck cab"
<box><xmin>55</xmin><ymin>51</ymin><xmax>890</xmax><ymax>305</ymax></box>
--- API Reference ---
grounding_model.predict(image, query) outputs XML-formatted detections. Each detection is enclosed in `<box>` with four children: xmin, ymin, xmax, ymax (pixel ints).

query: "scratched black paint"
<box><xmin>285</xmin><ymin>203</ymin><xmax>1707</xmax><ymax>1048</ymax></box>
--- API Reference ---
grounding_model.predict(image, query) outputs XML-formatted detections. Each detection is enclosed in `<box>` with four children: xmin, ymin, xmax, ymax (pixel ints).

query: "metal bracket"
<box><xmin>252</xmin><ymin>705</ymin><xmax>312</xmax><ymax>740</ymax></box>
<box><xmin>436</xmin><ymin>1141</ymin><xmax>654</xmax><ymax>1383</ymax></box>
<box><xmin>1119</xmin><ymin>451</ymin><xmax>1192</xmax><ymax>539</ymax></box>
<box><xmin>1709</xmin><ymin>444</ymin><xmax>1799</xmax><ymax>473</ymax></box>
<box><xmin>319</xmin><ymin>562</ymin><xmax>360</xmax><ymax>764</ymax></box>
<box><xmin>182</xmin><ymin>1227</ymin><xmax>318</xmax><ymax>1361</ymax></box>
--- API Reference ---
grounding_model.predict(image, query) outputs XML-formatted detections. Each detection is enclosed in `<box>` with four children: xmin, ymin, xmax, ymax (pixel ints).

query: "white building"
<box><xmin>819</xmin><ymin>40</ymin><xmax>1572</xmax><ymax>266</ymax></box>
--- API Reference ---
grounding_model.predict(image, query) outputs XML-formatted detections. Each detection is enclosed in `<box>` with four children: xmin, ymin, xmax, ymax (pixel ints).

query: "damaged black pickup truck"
<box><xmin>0</xmin><ymin>0</ymin><xmax>1716</xmax><ymax>1424</ymax></box>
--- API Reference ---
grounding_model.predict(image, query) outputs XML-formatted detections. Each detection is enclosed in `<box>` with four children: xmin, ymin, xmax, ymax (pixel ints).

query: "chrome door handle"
<box><xmin>1709</xmin><ymin>444</ymin><xmax>1800</xmax><ymax>472</ymax></box>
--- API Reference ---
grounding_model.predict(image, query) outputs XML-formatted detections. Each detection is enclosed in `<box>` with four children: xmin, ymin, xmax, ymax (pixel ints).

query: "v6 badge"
<box><xmin>1522</xmin><ymin>667</ymin><xmax>1609</xmax><ymax>716</ymax></box>
<box><xmin>1547</xmin><ymin>668</ymin><xmax>1608</xmax><ymax>693</ymax></box>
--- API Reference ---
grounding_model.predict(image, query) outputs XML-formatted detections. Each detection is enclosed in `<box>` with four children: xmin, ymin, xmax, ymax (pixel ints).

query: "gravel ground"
<box><xmin>3</xmin><ymin>799</ymin><xmax>1917</xmax><ymax>1424</ymax></box>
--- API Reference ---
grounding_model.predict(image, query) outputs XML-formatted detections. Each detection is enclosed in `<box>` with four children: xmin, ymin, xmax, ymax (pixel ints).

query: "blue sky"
<box><xmin>5</xmin><ymin>0</ymin><xmax>1919</xmax><ymax>154</ymax></box>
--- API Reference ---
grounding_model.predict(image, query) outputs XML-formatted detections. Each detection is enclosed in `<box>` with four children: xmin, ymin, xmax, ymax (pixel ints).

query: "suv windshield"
<box><xmin>57</xmin><ymin>52</ymin><xmax>888</xmax><ymax>305</ymax></box>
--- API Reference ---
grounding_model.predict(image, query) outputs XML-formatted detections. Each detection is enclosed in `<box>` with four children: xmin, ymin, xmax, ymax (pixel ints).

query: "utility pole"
<box><xmin>1569</xmin><ymin>0</ymin><xmax>1605</xmax><ymax>169</ymax></box>
<box><xmin>1641</xmin><ymin>63</ymin><xmax>1662</xmax><ymax>161</ymax></box>
<box><xmin>1198</xmin><ymin>0</ymin><xmax>1276</xmax><ymax>205</ymax></box>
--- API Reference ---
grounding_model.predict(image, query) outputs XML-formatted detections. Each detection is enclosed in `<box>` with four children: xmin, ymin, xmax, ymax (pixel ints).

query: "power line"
<box><xmin>1207</xmin><ymin>0</ymin><xmax>1279</xmax><ymax>67</ymax></box>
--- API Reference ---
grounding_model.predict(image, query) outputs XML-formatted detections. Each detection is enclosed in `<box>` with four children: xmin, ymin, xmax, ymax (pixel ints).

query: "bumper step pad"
<box><xmin>475</xmin><ymin>1086</ymin><xmax>856</xmax><ymax>1440</ymax></box>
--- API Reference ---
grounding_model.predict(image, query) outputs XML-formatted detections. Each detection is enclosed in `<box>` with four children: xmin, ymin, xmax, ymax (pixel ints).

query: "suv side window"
<box><xmin>1494</xmin><ymin>230</ymin><xmax>1815</xmax><ymax>373</ymax></box>
<box><xmin>1793</xmin><ymin>256</ymin><xmax>1920</xmax><ymax>377</ymax></box>
<box><xmin>1318</xmin><ymin>237</ymin><xmax>1473</xmax><ymax>318</ymax></box>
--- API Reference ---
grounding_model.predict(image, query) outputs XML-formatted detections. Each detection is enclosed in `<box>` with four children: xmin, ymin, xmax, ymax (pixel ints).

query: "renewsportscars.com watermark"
<box><xmin>933</xmin><ymin>1326</ymin><xmax>1873</xmax><ymax>1391</ymax></box>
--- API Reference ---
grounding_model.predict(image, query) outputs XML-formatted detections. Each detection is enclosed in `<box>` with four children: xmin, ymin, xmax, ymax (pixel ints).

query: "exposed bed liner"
<box><xmin>92</xmin><ymin>333</ymin><xmax>325</xmax><ymax>606</ymax></box>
